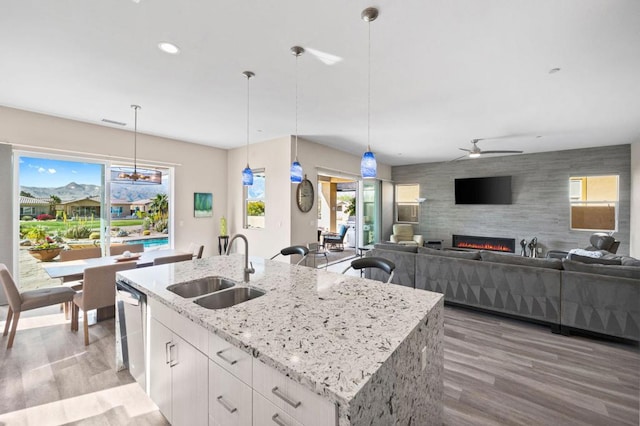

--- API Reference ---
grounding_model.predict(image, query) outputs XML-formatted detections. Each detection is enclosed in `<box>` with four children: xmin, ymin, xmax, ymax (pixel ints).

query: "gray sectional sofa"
<box><xmin>366</xmin><ymin>243</ymin><xmax>640</xmax><ymax>342</ymax></box>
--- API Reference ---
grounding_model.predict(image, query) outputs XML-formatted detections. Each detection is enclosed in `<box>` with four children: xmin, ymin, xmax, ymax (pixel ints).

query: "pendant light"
<box><xmin>360</xmin><ymin>7</ymin><xmax>378</xmax><ymax>179</ymax></box>
<box><xmin>242</xmin><ymin>71</ymin><xmax>255</xmax><ymax>186</ymax></box>
<box><xmin>290</xmin><ymin>46</ymin><xmax>304</xmax><ymax>183</ymax></box>
<box><xmin>111</xmin><ymin>105</ymin><xmax>162</xmax><ymax>185</ymax></box>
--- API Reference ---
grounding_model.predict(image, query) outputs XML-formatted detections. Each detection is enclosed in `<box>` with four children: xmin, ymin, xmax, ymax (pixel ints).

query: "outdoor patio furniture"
<box><xmin>322</xmin><ymin>225</ymin><xmax>349</xmax><ymax>251</ymax></box>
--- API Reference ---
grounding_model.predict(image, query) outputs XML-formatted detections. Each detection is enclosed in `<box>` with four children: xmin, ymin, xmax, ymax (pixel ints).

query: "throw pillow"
<box><xmin>374</xmin><ymin>243</ymin><xmax>418</xmax><ymax>253</ymax></box>
<box><xmin>621</xmin><ymin>256</ymin><xmax>640</xmax><ymax>267</ymax></box>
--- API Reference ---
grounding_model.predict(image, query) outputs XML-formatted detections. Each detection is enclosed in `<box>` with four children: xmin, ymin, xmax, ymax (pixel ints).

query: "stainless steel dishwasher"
<box><xmin>116</xmin><ymin>280</ymin><xmax>147</xmax><ymax>393</ymax></box>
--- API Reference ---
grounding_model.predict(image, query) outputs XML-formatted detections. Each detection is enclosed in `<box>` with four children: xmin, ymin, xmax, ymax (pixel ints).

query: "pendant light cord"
<box><xmin>295</xmin><ymin>51</ymin><xmax>299</xmax><ymax>161</ymax></box>
<box><xmin>132</xmin><ymin>105</ymin><xmax>140</xmax><ymax>175</ymax></box>
<box><xmin>246</xmin><ymin>74</ymin><xmax>250</xmax><ymax>166</ymax></box>
<box><xmin>367</xmin><ymin>18</ymin><xmax>371</xmax><ymax>152</ymax></box>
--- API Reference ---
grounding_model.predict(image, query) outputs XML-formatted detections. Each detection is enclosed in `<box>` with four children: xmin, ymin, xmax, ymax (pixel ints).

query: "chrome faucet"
<box><xmin>225</xmin><ymin>234</ymin><xmax>255</xmax><ymax>282</ymax></box>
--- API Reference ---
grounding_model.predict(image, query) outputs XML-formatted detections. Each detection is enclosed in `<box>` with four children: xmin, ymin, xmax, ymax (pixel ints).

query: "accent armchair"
<box><xmin>322</xmin><ymin>225</ymin><xmax>349</xmax><ymax>251</ymax></box>
<box><xmin>390</xmin><ymin>224</ymin><xmax>424</xmax><ymax>246</ymax></box>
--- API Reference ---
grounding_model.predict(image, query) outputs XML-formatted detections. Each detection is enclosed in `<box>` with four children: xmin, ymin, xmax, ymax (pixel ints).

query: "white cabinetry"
<box><xmin>149</xmin><ymin>299</ymin><xmax>208</xmax><ymax>426</ymax></box>
<box><xmin>209</xmin><ymin>360</ymin><xmax>252</xmax><ymax>426</ymax></box>
<box><xmin>253</xmin><ymin>391</ymin><xmax>302</xmax><ymax>426</ymax></box>
<box><xmin>253</xmin><ymin>360</ymin><xmax>336</xmax><ymax>426</ymax></box>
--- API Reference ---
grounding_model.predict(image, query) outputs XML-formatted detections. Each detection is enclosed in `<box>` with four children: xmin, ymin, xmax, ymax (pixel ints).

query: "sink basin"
<box><xmin>167</xmin><ymin>276</ymin><xmax>237</xmax><ymax>298</ymax></box>
<box><xmin>194</xmin><ymin>287</ymin><xmax>266</xmax><ymax>309</ymax></box>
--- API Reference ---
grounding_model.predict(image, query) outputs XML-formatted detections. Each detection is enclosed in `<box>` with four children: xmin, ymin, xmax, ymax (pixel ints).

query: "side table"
<box><xmin>218</xmin><ymin>235</ymin><xmax>229</xmax><ymax>255</ymax></box>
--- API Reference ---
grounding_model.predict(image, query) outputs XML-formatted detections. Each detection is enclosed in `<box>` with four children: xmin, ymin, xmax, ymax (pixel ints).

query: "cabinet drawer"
<box><xmin>253</xmin><ymin>391</ymin><xmax>302</xmax><ymax>426</ymax></box>
<box><xmin>253</xmin><ymin>360</ymin><xmax>336</xmax><ymax>426</ymax></box>
<box><xmin>149</xmin><ymin>297</ymin><xmax>208</xmax><ymax>354</ymax></box>
<box><xmin>210</xmin><ymin>360</ymin><xmax>252</xmax><ymax>426</ymax></box>
<box><xmin>209</xmin><ymin>332</ymin><xmax>252</xmax><ymax>385</ymax></box>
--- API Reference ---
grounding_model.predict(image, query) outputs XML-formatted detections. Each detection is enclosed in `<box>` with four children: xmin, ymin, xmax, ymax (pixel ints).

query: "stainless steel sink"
<box><xmin>194</xmin><ymin>287</ymin><xmax>266</xmax><ymax>309</ymax></box>
<box><xmin>167</xmin><ymin>276</ymin><xmax>237</xmax><ymax>298</ymax></box>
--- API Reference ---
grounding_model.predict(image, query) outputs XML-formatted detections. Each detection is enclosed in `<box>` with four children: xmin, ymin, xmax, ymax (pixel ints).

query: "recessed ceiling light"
<box><xmin>549</xmin><ymin>67</ymin><xmax>561</xmax><ymax>74</ymax></box>
<box><xmin>158</xmin><ymin>42</ymin><xmax>180</xmax><ymax>55</ymax></box>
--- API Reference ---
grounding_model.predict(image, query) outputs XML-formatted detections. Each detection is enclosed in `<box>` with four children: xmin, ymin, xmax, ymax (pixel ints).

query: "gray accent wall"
<box><xmin>392</xmin><ymin>145</ymin><xmax>632</xmax><ymax>256</ymax></box>
<box><xmin>0</xmin><ymin>143</ymin><xmax>13</xmax><ymax>304</ymax></box>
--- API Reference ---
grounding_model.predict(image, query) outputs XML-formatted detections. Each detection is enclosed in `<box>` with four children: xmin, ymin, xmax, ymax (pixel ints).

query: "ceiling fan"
<box><xmin>453</xmin><ymin>139</ymin><xmax>524</xmax><ymax>160</ymax></box>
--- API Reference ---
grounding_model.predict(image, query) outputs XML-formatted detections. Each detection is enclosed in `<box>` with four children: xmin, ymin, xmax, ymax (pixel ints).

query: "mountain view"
<box><xmin>21</xmin><ymin>181</ymin><xmax>169</xmax><ymax>202</ymax></box>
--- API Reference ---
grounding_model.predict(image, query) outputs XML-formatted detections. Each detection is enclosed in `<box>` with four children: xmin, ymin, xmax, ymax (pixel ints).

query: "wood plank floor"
<box><xmin>0</xmin><ymin>304</ymin><xmax>638</xmax><ymax>425</ymax></box>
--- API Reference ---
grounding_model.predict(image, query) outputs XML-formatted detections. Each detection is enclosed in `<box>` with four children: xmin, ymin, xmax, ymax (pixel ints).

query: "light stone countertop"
<box><xmin>116</xmin><ymin>254</ymin><xmax>443</xmax><ymax>408</ymax></box>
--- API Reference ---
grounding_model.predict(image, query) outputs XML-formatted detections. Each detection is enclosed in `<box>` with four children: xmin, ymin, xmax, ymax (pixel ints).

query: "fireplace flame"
<box><xmin>456</xmin><ymin>242</ymin><xmax>512</xmax><ymax>252</ymax></box>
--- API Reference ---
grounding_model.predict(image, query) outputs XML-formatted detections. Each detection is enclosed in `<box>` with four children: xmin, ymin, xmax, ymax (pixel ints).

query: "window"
<box><xmin>569</xmin><ymin>175</ymin><xmax>618</xmax><ymax>231</ymax></box>
<box><xmin>395</xmin><ymin>184</ymin><xmax>420</xmax><ymax>223</ymax></box>
<box><xmin>244</xmin><ymin>169</ymin><xmax>265</xmax><ymax>229</ymax></box>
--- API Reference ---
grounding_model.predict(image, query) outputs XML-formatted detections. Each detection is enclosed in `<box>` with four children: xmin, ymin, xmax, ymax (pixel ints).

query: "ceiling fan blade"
<box><xmin>458</xmin><ymin>148</ymin><xmax>471</xmax><ymax>152</ymax></box>
<box><xmin>305</xmin><ymin>47</ymin><xmax>343</xmax><ymax>66</ymax></box>
<box><xmin>480</xmin><ymin>150</ymin><xmax>524</xmax><ymax>154</ymax></box>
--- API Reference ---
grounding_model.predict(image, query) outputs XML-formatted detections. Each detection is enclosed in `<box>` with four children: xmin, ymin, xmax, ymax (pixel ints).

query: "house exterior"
<box><xmin>18</xmin><ymin>196</ymin><xmax>50</xmax><ymax>218</ymax></box>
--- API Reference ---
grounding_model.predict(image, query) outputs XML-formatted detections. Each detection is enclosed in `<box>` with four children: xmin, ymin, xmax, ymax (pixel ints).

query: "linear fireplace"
<box><xmin>452</xmin><ymin>234</ymin><xmax>516</xmax><ymax>253</ymax></box>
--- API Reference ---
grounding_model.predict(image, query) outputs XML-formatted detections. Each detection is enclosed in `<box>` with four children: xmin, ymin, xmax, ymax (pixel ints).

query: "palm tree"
<box><xmin>151</xmin><ymin>193</ymin><xmax>169</xmax><ymax>220</ymax></box>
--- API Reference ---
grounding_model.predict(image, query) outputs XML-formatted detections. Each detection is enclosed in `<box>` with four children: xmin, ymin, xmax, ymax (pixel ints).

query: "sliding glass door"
<box><xmin>15</xmin><ymin>152</ymin><xmax>172</xmax><ymax>291</ymax></box>
<box><xmin>16</xmin><ymin>153</ymin><xmax>106</xmax><ymax>290</ymax></box>
<box><xmin>359</xmin><ymin>179</ymin><xmax>381</xmax><ymax>247</ymax></box>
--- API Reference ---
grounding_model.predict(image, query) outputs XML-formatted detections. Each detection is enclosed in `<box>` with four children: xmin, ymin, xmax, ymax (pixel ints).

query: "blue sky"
<box><xmin>19</xmin><ymin>157</ymin><xmax>102</xmax><ymax>187</ymax></box>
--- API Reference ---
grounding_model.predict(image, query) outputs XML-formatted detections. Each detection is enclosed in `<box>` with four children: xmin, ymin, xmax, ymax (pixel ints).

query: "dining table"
<box><xmin>41</xmin><ymin>248</ymin><xmax>189</xmax><ymax>280</ymax></box>
<box><xmin>41</xmin><ymin>248</ymin><xmax>190</xmax><ymax>322</ymax></box>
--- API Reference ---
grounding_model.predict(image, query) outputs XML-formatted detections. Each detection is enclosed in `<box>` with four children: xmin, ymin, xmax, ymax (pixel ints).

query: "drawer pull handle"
<box><xmin>169</xmin><ymin>344</ymin><xmax>178</xmax><ymax>367</ymax></box>
<box><xmin>216</xmin><ymin>395</ymin><xmax>238</xmax><ymax>413</ymax></box>
<box><xmin>271</xmin><ymin>386</ymin><xmax>301</xmax><ymax>408</ymax></box>
<box><xmin>216</xmin><ymin>349</ymin><xmax>238</xmax><ymax>365</ymax></box>
<box><xmin>271</xmin><ymin>413</ymin><xmax>288</xmax><ymax>426</ymax></box>
<box><xmin>165</xmin><ymin>342</ymin><xmax>171</xmax><ymax>365</ymax></box>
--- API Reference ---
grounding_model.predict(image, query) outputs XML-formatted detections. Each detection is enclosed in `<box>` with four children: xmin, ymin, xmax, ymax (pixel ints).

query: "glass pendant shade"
<box><xmin>361</xmin><ymin>149</ymin><xmax>377</xmax><ymax>179</ymax></box>
<box><xmin>290</xmin><ymin>160</ymin><xmax>303</xmax><ymax>183</ymax></box>
<box><xmin>242</xmin><ymin>164</ymin><xmax>254</xmax><ymax>186</ymax></box>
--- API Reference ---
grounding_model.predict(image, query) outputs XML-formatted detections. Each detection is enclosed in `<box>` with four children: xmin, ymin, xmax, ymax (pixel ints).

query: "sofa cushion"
<box><xmin>480</xmin><ymin>251</ymin><xmax>563</xmax><ymax>270</ymax></box>
<box><xmin>418</xmin><ymin>246</ymin><xmax>480</xmax><ymax>260</ymax></box>
<box><xmin>568</xmin><ymin>253</ymin><xmax>622</xmax><ymax>265</ymax></box>
<box><xmin>621</xmin><ymin>256</ymin><xmax>640</xmax><ymax>267</ymax></box>
<box><xmin>374</xmin><ymin>243</ymin><xmax>418</xmax><ymax>253</ymax></box>
<box><xmin>562</xmin><ymin>259</ymin><xmax>640</xmax><ymax>279</ymax></box>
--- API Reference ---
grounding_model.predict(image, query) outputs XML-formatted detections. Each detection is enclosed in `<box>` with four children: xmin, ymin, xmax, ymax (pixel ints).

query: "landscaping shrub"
<box><xmin>36</xmin><ymin>214</ymin><xmax>54</xmax><ymax>221</ymax></box>
<box><xmin>89</xmin><ymin>232</ymin><xmax>100</xmax><ymax>240</ymax></box>
<box><xmin>65</xmin><ymin>225</ymin><xmax>92</xmax><ymax>239</ymax></box>
<box><xmin>155</xmin><ymin>219</ymin><xmax>168</xmax><ymax>233</ymax></box>
<box><xmin>21</xmin><ymin>215</ymin><xmax>33</xmax><ymax>221</ymax></box>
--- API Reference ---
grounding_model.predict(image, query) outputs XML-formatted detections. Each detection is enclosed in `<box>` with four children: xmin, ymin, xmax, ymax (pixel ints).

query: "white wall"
<box><xmin>227</xmin><ymin>135</ymin><xmax>392</xmax><ymax>259</ymax></box>
<box><xmin>0</xmin><ymin>106</ymin><xmax>228</xmax><ymax>263</ymax></box>
<box><xmin>631</xmin><ymin>141</ymin><xmax>640</xmax><ymax>257</ymax></box>
<box><xmin>227</xmin><ymin>136</ymin><xmax>292</xmax><ymax>258</ymax></box>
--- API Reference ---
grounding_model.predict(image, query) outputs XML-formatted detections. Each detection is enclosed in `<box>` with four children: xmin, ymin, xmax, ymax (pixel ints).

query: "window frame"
<box><xmin>569</xmin><ymin>175</ymin><xmax>619</xmax><ymax>232</ymax></box>
<box><xmin>243</xmin><ymin>168</ymin><xmax>266</xmax><ymax>229</ymax></box>
<box><xmin>395</xmin><ymin>183</ymin><xmax>420</xmax><ymax>224</ymax></box>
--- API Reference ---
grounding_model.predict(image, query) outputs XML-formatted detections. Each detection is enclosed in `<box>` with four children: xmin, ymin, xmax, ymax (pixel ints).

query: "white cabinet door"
<box><xmin>209</xmin><ymin>360</ymin><xmax>252</xmax><ymax>426</ymax></box>
<box><xmin>149</xmin><ymin>317</ymin><xmax>173</xmax><ymax>423</ymax></box>
<box><xmin>172</xmin><ymin>333</ymin><xmax>209</xmax><ymax>426</ymax></box>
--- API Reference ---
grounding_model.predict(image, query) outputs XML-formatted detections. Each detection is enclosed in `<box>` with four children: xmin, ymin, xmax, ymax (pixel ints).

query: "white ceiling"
<box><xmin>2</xmin><ymin>0</ymin><xmax>639</xmax><ymax>165</ymax></box>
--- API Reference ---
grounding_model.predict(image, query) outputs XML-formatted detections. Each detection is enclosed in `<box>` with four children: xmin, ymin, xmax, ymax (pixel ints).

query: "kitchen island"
<box><xmin>116</xmin><ymin>254</ymin><xmax>443</xmax><ymax>425</ymax></box>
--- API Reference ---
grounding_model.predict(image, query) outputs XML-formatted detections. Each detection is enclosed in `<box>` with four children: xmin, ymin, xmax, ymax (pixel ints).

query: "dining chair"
<box><xmin>270</xmin><ymin>245</ymin><xmax>309</xmax><ymax>265</ymax></box>
<box><xmin>110</xmin><ymin>243</ymin><xmax>144</xmax><ymax>256</ymax></box>
<box><xmin>188</xmin><ymin>243</ymin><xmax>205</xmax><ymax>259</ymax></box>
<box><xmin>1</xmin><ymin>263</ymin><xmax>76</xmax><ymax>349</ymax></box>
<box><xmin>341</xmin><ymin>257</ymin><xmax>396</xmax><ymax>283</ymax></box>
<box><xmin>59</xmin><ymin>246</ymin><xmax>103</xmax><ymax>317</ymax></box>
<box><xmin>71</xmin><ymin>262</ymin><xmax>136</xmax><ymax>346</ymax></box>
<box><xmin>152</xmin><ymin>253</ymin><xmax>194</xmax><ymax>265</ymax></box>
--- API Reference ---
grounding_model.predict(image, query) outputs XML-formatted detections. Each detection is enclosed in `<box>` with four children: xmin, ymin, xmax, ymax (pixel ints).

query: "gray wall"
<box><xmin>631</xmin><ymin>142</ymin><xmax>639</xmax><ymax>258</ymax></box>
<box><xmin>392</xmin><ymin>145</ymin><xmax>632</xmax><ymax>256</ymax></box>
<box><xmin>0</xmin><ymin>143</ymin><xmax>13</xmax><ymax>304</ymax></box>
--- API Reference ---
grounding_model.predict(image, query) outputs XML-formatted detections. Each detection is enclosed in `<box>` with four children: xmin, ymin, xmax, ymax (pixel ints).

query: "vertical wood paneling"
<box><xmin>392</xmin><ymin>145</ymin><xmax>632</xmax><ymax>255</ymax></box>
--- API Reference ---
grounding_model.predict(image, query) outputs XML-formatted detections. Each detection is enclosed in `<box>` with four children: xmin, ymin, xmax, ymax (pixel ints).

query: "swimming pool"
<box><xmin>126</xmin><ymin>237</ymin><xmax>169</xmax><ymax>248</ymax></box>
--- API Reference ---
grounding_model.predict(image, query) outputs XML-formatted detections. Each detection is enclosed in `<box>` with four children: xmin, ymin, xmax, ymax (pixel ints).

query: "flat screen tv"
<box><xmin>455</xmin><ymin>176</ymin><xmax>512</xmax><ymax>205</ymax></box>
